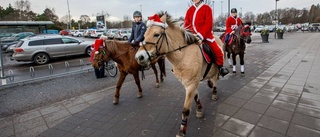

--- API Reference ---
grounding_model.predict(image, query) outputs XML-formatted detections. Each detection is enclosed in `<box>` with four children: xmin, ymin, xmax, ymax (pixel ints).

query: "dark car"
<box><xmin>1</xmin><ymin>32</ymin><xmax>34</xmax><ymax>46</ymax></box>
<box><xmin>1</xmin><ymin>41</ymin><xmax>18</xmax><ymax>52</ymax></box>
<box><xmin>59</xmin><ymin>30</ymin><xmax>69</xmax><ymax>35</ymax></box>
<box><xmin>310</xmin><ymin>23</ymin><xmax>320</xmax><ymax>32</ymax></box>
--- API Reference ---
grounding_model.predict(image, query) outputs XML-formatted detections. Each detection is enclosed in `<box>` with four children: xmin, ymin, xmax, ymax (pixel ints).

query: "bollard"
<box><xmin>8</xmin><ymin>69</ymin><xmax>14</xmax><ymax>82</ymax></box>
<box><xmin>48</xmin><ymin>64</ymin><xmax>54</xmax><ymax>74</ymax></box>
<box><xmin>29</xmin><ymin>66</ymin><xmax>35</xmax><ymax>78</ymax></box>
<box><xmin>65</xmin><ymin>61</ymin><xmax>70</xmax><ymax>72</ymax></box>
<box><xmin>80</xmin><ymin>59</ymin><xmax>85</xmax><ymax>70</ymax></box>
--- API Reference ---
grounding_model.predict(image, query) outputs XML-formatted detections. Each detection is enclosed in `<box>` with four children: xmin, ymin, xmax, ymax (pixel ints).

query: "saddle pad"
<box><xmin>199</xmin><ymin>43</ymin><xmax>214</xmax><ymax>64</ymax></box>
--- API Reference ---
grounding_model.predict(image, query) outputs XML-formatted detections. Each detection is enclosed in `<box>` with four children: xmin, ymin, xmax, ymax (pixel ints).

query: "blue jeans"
<box><xmin>225</xmin><ymin>34</ymin><xmax>230</xmax><ymax>43</ymax></box>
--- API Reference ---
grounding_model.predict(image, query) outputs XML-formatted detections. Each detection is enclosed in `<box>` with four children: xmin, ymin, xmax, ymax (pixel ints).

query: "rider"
<box><xmin>224</xmin><ymin>8</ymin><xmax>244</xmax><ymax>44</ymax></box>
<box><xmin>128</xmin><ymin>10</ymin><xmax>147</xmax><ymax>49</ymax></box>
<box><xmin>91</xmin><ymin>35</ymin><xmax>108</xmax><ymax>78</ymax></box>
<box><xmin>184</xmin><ymin>0</ymin><xmax>229</xmax><ymax>77</ymax></box>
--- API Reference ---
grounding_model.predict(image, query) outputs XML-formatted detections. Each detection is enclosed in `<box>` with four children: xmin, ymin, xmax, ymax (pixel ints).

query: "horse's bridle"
<box><xmin>141</xmin><ymin>27</ymin><xmax>191</xmax><ymax>61</ymax></box>
<box><xmin>232</xmin><ymin>26</ymin><xmax>252</xmax><ymax>42</ymax></box>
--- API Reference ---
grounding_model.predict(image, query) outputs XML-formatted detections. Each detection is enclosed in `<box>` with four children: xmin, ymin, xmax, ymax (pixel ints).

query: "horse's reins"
<box><xmin>141</xmin><ymin>29</ymin><xmax>191</xmax><ymax>60</ymax></box>
<box><xmin>94</xmin><ymin>43</ymin><xmax>135</xmax><ymax>64</ymax></box>
<box><xmin>232</xmin><ymin>26</ymin><xmax>251</xmax><ymax>42</ymax></box>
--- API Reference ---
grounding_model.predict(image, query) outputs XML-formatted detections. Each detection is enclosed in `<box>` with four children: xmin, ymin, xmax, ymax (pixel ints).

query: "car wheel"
<box><xmin>33</xmin><ymin>53</ymin><xmax>50</xmax><ymax>65</ymax></box>
<box><xmin>123</xmin><ymin>36</ymin><xmax>128</xmax><ymax>41</ymax></box>
<box><xmin>85</xmin><ymin>47</ymin><xmax>92</xmax><ymax>56</ymax></box>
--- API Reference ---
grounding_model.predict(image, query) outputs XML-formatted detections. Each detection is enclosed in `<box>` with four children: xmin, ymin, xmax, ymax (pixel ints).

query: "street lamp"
<box><xmin>67</xmin><ymin>0</ymin><xmax>71</xmax><ymax>30</ymax></box>
<box><xmin>274</xmin><ymin>0</ymin><xmax>279</xmax><ymax>38</ymax></box>
<box><xmin>221</xmin><ymin>0</ymin><xmax>223</xmax><ymax>17</ymax></box>
<box><xmin>228</xmin><ymin>0</ymin><xmax>230</xmax><ymax>16</ymax></box>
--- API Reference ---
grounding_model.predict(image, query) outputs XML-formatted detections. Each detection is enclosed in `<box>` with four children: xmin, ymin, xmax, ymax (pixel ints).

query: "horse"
<box><xmin>135</xmin><ymin>12</ymin><xmax>222</xmax><ymax>137</ymax></box>
<box><xmin>92</xmin><ymin>40</ymin><xmax>166</xmax><ymax>104</ymax></box>
<box><xmin>220</xmin><ymin>24</ymin><xmax>252</xmax><ymax>75</ymax></box>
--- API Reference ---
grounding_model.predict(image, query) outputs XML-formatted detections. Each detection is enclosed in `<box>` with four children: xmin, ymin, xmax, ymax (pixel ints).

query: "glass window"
<box><xmin>16</xmin><ymin>40</ymin><xmax>24</xmax><ymax>47</ymax></box>
<box><xmin>29</xmin><ymin>40</ymin><xmax>44</xmax><ymax>46</ymax></box>
<box><xmin>62</xmin><ymin>38</ymin><xmax>79</xmax><ymax>44</ymax></box>
<box><xmin>45</xmin><ymin>38</ymin><xmax>63</xmax><ymax>45</ymax></box>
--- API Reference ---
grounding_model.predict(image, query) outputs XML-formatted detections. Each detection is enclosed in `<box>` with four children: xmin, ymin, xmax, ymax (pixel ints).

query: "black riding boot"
<box><xmin>218</xmin><ymin>65</ymin><xmax>229</xmax><ymax>77</ymax></box>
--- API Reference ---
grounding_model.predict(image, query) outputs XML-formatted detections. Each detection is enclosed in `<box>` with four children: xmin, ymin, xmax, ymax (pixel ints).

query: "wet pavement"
<box><xmin>1</xmin><ymin>32</ymin><xmax>320</xmax><ymax>137</ymax></box>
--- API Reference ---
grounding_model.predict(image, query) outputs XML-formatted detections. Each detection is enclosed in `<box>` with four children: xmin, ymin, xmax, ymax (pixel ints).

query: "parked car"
<box><xmin>265</xmin><ymin>25</ymin><xmax>275</xmax><ymax>32</ymax></box>
<box><xmin>12</xmin><ymin>35</ymin><xmax>92</xmax><ymax>65</ymax></box>
<box><xmin>69</xmin><ymin>30</ymin><xmax>76</xmax><ymax>36</ymax></box>
<box><xmin>254</xmin><ymin>25</ymin><xmax>265</xmax><ymax>33</ymax></box>
<box><xmin>105</xmin><ymin>29</ymin><xmax>119</xmax><ymax>39</ymax></box>
<box><xmin>1</xmin><ymin>32</ymin><xmax>34</xmax><ymax>45</ymax></box>
<box><xmin>115</xmin><ymin>29</ymin><xmax>131</xmax><ymax>40</ymax></box>
<box><xmin>90</xmin><ymin>29</ymin><xmax>105</xmax><ymax>38</ymax></box>
<box><xmin>59</xmin><ymin>30</ymin><xmax>69</xmax><ymax>35</ymax></box>
<box><xmin>83</xmin><ymin>29</ymin><xmax>94</xmax><ymax>38</ymax></box>
<box><xmin>310</xmin><ymin>23</ymin><xmax>320</xmax><ymax>32</ymax></box>
<box><xmin>72</xmin><ymin>29</ymin><xmax>85</xmax><ymax>37</ymax></box>
<box><xmin>0</xmin><ymin>33</ymin><xmax>15</xmax><ymax>39</ymax></box>
<box><xmin>1</xmin><ymin>41</ymin><xmax>18</xmax><ymax>52</ymax></box>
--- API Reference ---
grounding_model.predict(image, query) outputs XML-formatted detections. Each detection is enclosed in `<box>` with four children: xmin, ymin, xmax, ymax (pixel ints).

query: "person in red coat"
<box><xmin>90</xmin><ymin>35</ymin><xmax>107</xmax><ymax>78</ymax></box>
<box><xmin>184</xmin><ymin>0</ymin><xmax>229</xmax><ymax>76</ymax></box>
<box><xmin>224</xmin><ymin>8</ymin><xmax>243</xmax><ymax>43</ymax></box>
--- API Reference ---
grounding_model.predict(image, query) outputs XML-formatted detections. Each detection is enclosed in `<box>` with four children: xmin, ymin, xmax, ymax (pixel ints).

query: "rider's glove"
<box><xmin>230</xmin><ymin>31</ymin><xmax>235</xmax><ymax>34</ymax></box>
<box><xmin>193</xmin><ymin>34</ymin><xmax>202</xmax><ymax>44</ymax></box>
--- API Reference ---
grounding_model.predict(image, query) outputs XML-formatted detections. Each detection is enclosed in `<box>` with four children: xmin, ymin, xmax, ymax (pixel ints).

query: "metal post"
<box><xmin>0</xmin><ymin>40</ymin><xmax>6</xmax><ymax>85</ymax></box>
<box><xmin>228</xmin><ymin>0</ymin><xmax>230</xmax><ymax>17</ymax></box>
<box><xmin>221</xmin><ymin>0</ymin><xmax>223</xmax><ymax>17</ymax></box>
<box><xmin>67</xmin><ymin>0</ymin><xmax>71</xmax><ymax>30</ymax></box>
<box><xmin>274</xmin><ymin>0</ymin><xmax>279</xmax><ymax>38</ymax></box>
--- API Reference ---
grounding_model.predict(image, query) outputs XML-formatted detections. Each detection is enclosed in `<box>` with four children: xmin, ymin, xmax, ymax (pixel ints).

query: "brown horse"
<box><xmin>92</xmin><ymin>40</ymin><xmax>166</xmax><ymax>104</ymax></box>
<box><xmin>135</xmin><ymin>12</ymin><xmax>222</xmax><ymax>137</ymax></box>
<box><xmin>220</xmin><ymin>24</ymin><xmax>252</xmax><ymax>75</ymax></box>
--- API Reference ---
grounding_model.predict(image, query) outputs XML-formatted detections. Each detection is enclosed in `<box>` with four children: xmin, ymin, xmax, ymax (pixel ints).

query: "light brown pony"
<box><xmin>135</xmin><ymin>12</ymin><xmax>222</xmax><ymax>137</ymax></box>
<box><xmin>92</xmin><ymin>40</ymin><xmax>166</xmax><ymax>104</ymax></box>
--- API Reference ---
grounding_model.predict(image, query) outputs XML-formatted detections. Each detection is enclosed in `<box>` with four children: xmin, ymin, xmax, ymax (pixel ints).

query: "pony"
<box><xmin>220</xmin><ymin>24</ymin><xmax>252</xmax><ymax>75</ymax></box>
<box><xmin>92</xmin><ymin>40</ymin><xmax>166</xmax><ymax>104</ymax></box>
<box><xmin>135</xmin><ymin>12</ymin><xmax>222</xmax><ymax>137</ymax></box>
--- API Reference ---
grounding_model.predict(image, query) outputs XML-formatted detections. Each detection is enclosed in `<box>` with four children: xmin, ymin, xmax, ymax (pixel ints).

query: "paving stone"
<box><xmin>62</xmin><ymin>97</ymin><xmax>87</xmax><ymax>108</ymax></box>
<box><xmin>0</xmin><ymin>125</ymin><xmax>14</xmax><ymax>137</ymax></box>
<box><xmin>46</xmin><ymin>116</ymin><xmax>70</xmax><ymax>128</ymax></box>
<box><xmin>214</xmin><ymin>113</ymin><xmax>230</xmax><ymax>127</ymax></box>
<box><xmin>256</xmin><ymin>89</ymin><xmax>279</xmax><ymax>98</ymax></box>
<box><xmin>213</xmin><ymin>129</ymin><xmax>240</xmax><ymax>137</ymax></box>
<box><xmin>257</xmin><ymin>115</ymin><xmax>289</xmax><ymax>134</ymax></box>
<box><xmin>15</xmin><ymin>125</ymin><xmax>48</xmax><ymax>137</ymax></box>
<box><xmin>66</xmin><ymin>103</ymin><xmax>90</xmax><ymax>114</ymax></box>
<box><xmin>78</xmin><ymin>127</ymin><xmax>96</xmax><ymax>136</ymax></box>
<box><xmin>14</xmin><ymin>116</ymin><xmax>46</xmax><ymax>134</ymax></box>
<box><xmin>287</xmin><ymin>123</ymin><xmax>320</xmax><ymax>137</ymax></box>
<box><xmin>271</xmin><ymin>100</ymin><xmax>296</xmax><ymax>112</ymax></box>
<box><xmin>248</xmin><ymin>126</ymin><xmax>285</xmax><ymax>137</ymax></box>
<box><xmin>292</xmin><ymin>113</ymin><xmax>320</xmax><ymax>131</ymax></box>
<box><xmin>221</xmin><ymin>118</ymin><xmax>255</xmax><ymax>136</ymax></box>
<box><xmin>233</xmin><ymin>109</ymin><xmax>262</xmax><ymax>124</ymax></box>
<box><xmin>299</xmin><ymin>98</ymin><xmax>320</xmax><ymax>110</ymax></box>
<box><xmin>155</xmin><ymin>131</ymin><xmax>171</xmax><ymax>137</ymax></box>
<box><xmin>223</xmin><ymin>96</ymin><xmax>247</xmax><ymax>107</ymax></box>
<box><xmin>13</xmin><ymin>110</ymin><xmax>41</xmax><ymax>123</ymax></box>
<box><xmin>217</xmin><ymin>103</ymin><xmax>240</xmax><ymax>116</ymax></box>
<box><xmin>296</xmin><ymin>105</ymin><xmax>320</xmax><ymax>119</ymax></box>
<box><xmin>275</xmin><ymin>94</ymin><xmax>299</xmax><ymax>104</ymax></box>
<box><xmin>238</xmin><ymin>86</ymin><xmax>260</xmax><ymax>93</ymax></box>
<box><xmin>260</xmin><ymin>85</ymin><xmax>282</xmax><ymax>93</ymax></box>
<box><xmin>265</xmin><ymin>107</ymin><xmax>293</xmax><ymax>121</ymax></box>
<box><xmin>39</xmin><ymin>102</ymin><xmax>66</xmax><ymax>115</ymax></box>
<box><xmin>242</xmin><ymin>101</ymin><xmax>269</xmax><ymax>114</ymax></box>
<box><xmin>250</xmin><ymin>95</ymin><xmax>274</xmax><ymax>105</ymax></box>
<box><xmin>43</xmin><ymin>108</ymin><xmax>70</xmax><ymax>123</ymax></box>
<box><xmin>0</xmin><ymin>117</ymin><xmax>13</xmax><ymax>129</ymax></box>
<box><xmin>231</xmin><ymin>91</ymin><xmax>255</xmax><ymax>100</ymax></box>
<box><xmin>301</xmin><ymin>92</ymin><xmax>320</xmax><ymax>102</ymax></box>
<box><xmin>38</xmin><ymin>128</ymin><xmax>67</xmax><ymax>137</ymax></box>
<box><xmin>53</xmin><ymin>121</ymin><xmax>77</xmax><ymax>132</ymax></box>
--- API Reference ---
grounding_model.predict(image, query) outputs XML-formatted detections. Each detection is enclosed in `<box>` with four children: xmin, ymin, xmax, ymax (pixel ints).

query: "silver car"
<box><xmin>105</xmin><ymin>29</ymin><xmax>119</xmax><ymax>39</ymax></box>
<box><xmin>12</xmin><ymin>35</ymin><xmax>92</xmax><ymax>65</ymax></box>
<box><xmin>115</xmin><ymin>29</ymin><xmax>131</xmax><ymax>40</ymax></box>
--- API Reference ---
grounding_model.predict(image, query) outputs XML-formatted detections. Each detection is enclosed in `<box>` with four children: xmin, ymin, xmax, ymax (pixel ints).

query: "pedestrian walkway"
<box><xmin>1</xmin><ymin>32</ymin><xmax>320</xmax><ymax>137</ymax></box>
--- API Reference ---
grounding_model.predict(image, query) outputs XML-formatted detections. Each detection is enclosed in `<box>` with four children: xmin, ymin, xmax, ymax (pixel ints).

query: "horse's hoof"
<box><xmin>160</xmin><ymin>78</ymin><xmax>164</xmax><ymax>83</ymax></box>
<box><xmin>155</xmin><ymin>83</ymin><xmax>159</xmax><ymax>88</ymax></box>
<box><xmin>241</xmin><ymin>72</ymin><xmax>245</xmax><ymax>77</ymax></box>
<box><xmin>113</xmin><ymin>98</ymin><xmax>119</xmax><ymax>105</ymax></box>
<box><xmin>229</xmin><ymin>65</ymin><xmax>233</xmax><ymax>68</ymax></box>
<box><xmin>207</xmin><ymin>80</ymin><xmax>213</xmax><ymax>88</ymax></box>
<box><xmin>176</xmin><ymin>132</ymin><xmax>186</xmax><ymax>137</ymax></box>
<box><xmin>212</xmin><ymin>95</ymin><xmax>218</xmax><ymax>100</ymax></box>
<box><xmin>196</xmin><ymin>110</ymin><xmax>204</xmax><ymax>118</ymax></box>
<box><xmin>137</xmin><ymin>92</ymin><xmax>143</xmax><ymax>98</ymax></box>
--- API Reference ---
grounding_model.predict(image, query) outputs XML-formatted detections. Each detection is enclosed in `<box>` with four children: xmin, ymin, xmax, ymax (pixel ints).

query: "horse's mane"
<box><xmin>157</xmin><ymin>11</ymin><xmax>196</xmax><ymax>45</ymax></box>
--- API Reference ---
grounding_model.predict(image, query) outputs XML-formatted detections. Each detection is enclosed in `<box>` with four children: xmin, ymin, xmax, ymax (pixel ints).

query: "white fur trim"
<box><xmin>233</xmin><ymin>65</ymin><xmax>236</xmax><ymax>72</ymax></box>
<box><xmin>95</xmin><ymin>51</ymin><xmax>99</xmax><ymax>54</ymax></box>
<box><xmin>241</xmin><ymin>65</ymin><xmax>244</xmax><ymax>72</ymax></box>
<box><xmin>146</xmin><ymin>20</ymin><xmax>168</xmax><ymax>28</ymax></box>
<box><xmin>196</xmin><ymin>32</ymin><xmax>204</xmax><ymax>41</ymax></box>
<box><xmin>206</xmin><ymin>37</ymin><xmax>215</xmax><ymax>43</ymax></box>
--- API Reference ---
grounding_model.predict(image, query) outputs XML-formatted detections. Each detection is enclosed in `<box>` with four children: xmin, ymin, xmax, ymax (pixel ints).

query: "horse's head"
<box><xmin>240</xmin><ymin>24</ymin><xmax>252</xmax><ymax>44</ymax></box>
<box><xmin>92</xmin><ymin>41</ymin><xmax>112</xmax><ymax>68</ymax></box>
<box><xmin>135</xmin><ymin>12</ymin><xmax>170</xmax><ymax>66</ymax></box>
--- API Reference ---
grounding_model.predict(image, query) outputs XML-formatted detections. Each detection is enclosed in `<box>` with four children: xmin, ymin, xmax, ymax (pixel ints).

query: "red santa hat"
<box><xmin>146</xmin><ymin>14</ymin><xmax>168</xmax><ymax>28</ymax></box>
<box><xmin>94</xmin><ymin>39</ymin><xmax>104</xmax><ymax>54</ymax></box>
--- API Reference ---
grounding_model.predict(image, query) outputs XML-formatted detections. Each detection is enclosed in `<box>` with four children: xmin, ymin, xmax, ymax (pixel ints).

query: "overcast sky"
<box><xmin>1</xmin><ymin>0</ymin><xmax>319</xmax><ymax>22</ymax></box>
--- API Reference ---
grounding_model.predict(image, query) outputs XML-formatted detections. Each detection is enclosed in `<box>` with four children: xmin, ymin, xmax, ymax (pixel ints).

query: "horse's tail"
<box><xmin>159</xmin><ymin>57</ymin><xmax>166</xmax><ymax>77</ymax></box>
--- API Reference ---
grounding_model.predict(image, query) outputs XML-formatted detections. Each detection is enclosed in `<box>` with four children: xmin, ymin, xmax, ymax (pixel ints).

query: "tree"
<box><xmin>243</xmin><ymin>12</ymin><xmax>256</xmax><ymax>23</ymax></box>
<box><xmin>79</xmin><ymin>15</ymin><xmax>91</xmax><ymax>24</ymax></box>
<box><xmin>43</xmin><ymin>7</ymin><xmax>59</xmax><ymax>22</ymax></box>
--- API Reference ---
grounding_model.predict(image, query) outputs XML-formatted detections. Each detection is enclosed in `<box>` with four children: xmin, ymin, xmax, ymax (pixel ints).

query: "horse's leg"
<box><xmin>239</xmin><ymin>52</ymin><xmax>245</xmax><ymax>75</ymax></box>
<box><xmin>177</xmin><ymin>86</ymin><xmax>200</xmax><ymax>137</ymax></box>
<box><xmin>132</xmin><ymin>71</ymin><xmax>143</xmax><ymax>98</ymax></box>
<box><xmin>114</xmin><ymin>71</ymin><xmax>128</xmax><ymax>104</ymax></box>
<box><xmin>158</xmin><ymin>58</ymin><xmax>166</xmax><ymax>82</ymax></box>
<box><xmin>194</xmin><ymin>93</ymin><xmax>204</xmax><ymax>117</ymax></box>
<box><xmin>151</xmin><ymin>63</ymin><xmax>160</xmax><ymax>88</ymax></box>
<box><xmin>227</xmin><ymin>51</ymin><xmax>232</xmax><ymax>67</ymax></box>
<box><xmin>211</xmin><ymin>73</ymin><xmax>219</xmax><ymax>100</ymax></box>
<box><xmin>232</xmin><ymin>53</ymin><xmax>237</xmax><ymax>74</ymax></box>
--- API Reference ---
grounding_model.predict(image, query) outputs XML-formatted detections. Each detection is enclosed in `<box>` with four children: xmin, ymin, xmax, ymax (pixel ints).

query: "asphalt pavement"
<box><xmin>1</xmin><ymin>31</ymin><xmax>320</xmax><ymax>137</ymax></box>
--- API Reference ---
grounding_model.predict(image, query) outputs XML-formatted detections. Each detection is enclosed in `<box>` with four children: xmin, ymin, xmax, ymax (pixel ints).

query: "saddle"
<box><xmin>199</xmin><ymin>43</ymin><xmax>216</xmax><ymax>80</ymax></box>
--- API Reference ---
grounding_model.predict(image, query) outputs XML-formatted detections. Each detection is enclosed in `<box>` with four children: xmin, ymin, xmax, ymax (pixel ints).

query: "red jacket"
<box><xmin>225</xmin><ymin>16</ymin><xmax>243</xmax><ymax>34</ymax></box>
<box><xmin>184</xmin><ymin>3</ymin><xmax>215</xmax><ymax>43</ymax></box>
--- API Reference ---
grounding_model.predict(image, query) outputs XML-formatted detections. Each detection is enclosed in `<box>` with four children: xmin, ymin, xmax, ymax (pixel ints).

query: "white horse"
<box><xmin>135</xmin><ymin>12</ymin><xmax>223</xmax><ymax>137</ymax></box>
